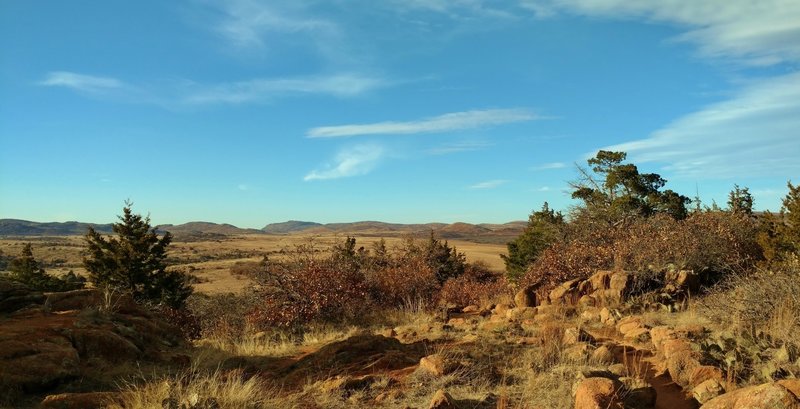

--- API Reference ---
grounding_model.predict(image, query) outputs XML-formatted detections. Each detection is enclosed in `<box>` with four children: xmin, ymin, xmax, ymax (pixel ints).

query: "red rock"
<box><xmin>40</xmin><ymin>392</ymin><xmax>123</xmax><ymax>409</ymax></box>
<box><xmin>574</xmin><ymin>377</ymin><xmax>622</xmax><ymax>409</ymax></box>
<box><xmin>429</xmin><ymin>389</ymin><xmax>459</xmax><ymax>409</ymax></box>
<box><xmin>514</xmin><ymin>286</ymin><xmax>537</xmax><ymax>308</ymax></box>
<box><xmin>702</xmin><ymin>382</ymin><xmax>800</xmax><ymax>409</ymax></box>
<box><xmin>689</xmin><ymin>365</ymin><xmax>723</xmax><ymax>388</ymax></box>
<box><xmin>420</xmin><ymin>354</ymin><xmax>448</xmax><ymax>377</ymax></box>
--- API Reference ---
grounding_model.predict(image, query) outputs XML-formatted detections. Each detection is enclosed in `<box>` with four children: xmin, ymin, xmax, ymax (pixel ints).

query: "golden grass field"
<box><xmin>0</xmin><ymin>234</ymin><xmax>508</xmax><ymax>294</ymax></box>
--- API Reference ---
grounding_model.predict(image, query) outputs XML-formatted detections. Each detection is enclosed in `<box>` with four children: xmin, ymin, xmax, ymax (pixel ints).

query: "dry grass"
<box><xmin>194</xmin><ymin>324</ymin><xmax>363</xmax><ymax>369</ymax></box>
<box><xmin>108</xmin><ymin>369</ymin><xmax>283</xmax><ymax>409</ymax></box>
<box><xmin>1</xmin><ymin>234</ymin><xmax>508</xmax><ymax>295</ymax></box>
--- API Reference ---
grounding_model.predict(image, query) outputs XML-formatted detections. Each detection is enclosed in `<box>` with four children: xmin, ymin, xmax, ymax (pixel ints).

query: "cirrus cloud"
<box><xmin>304</xmin><ymin>145</ymin><xmax>385</xmax><ymax>181</ymax></box>
<box><xmin>307</xmin><ymin>108</ymin><xmax>538</xmax><ymax>138</ymax></box>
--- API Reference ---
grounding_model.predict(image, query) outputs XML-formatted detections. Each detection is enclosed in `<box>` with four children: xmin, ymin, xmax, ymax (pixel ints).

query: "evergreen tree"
<box><xmin>727</xmin><ymin>184</ymin><xmax>754</xmax><ymax>215</ymax></box>
<box><xmin>780</xmin><ymin>181</ymin><xmax>800</xmax><ymax>255</ymax></box>
<box><xmin>83</xmin><ymin>202</ymin><xmax>192</xmax><ymax>308</ymax></box>
<box><xmin>8</xmin><ymin>243</ymin><xmax>84</xmax><ymax>291</ymax></box>
<box><xmin>424</xmin><ymin>232</ymin><xmax>466</xmax><ymax>284</ymax></box>
<box><xmin>755</xmin><ymin>181</ymin><xmax>800</xmax><ymax>263</ymax></box>
<box><xmin>502</xmin><ymin>202</ymin><xmax>564</xmax><ymax>280</ymax></box>
<box><xmin>570</xmin><ymin>150</ymin><xmax>690</xmax><ymax>223</ymax></box>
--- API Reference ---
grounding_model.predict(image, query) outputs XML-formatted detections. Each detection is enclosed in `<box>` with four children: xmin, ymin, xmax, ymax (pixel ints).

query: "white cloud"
<box><xmin>426</xmin><ymin>141</ymin><xmax>492</xmax><ymax>155</ymax></box>
<box><xmin>307</xmin><ymin>108</ymin><xmax>537</xmax><ymax>138</ymax></box>
<box><xmin>181</xmin><ymin>74</ymin><xmax>386</xmax><ymax>105</ymax></box>
<box><xmin>603</xmin><ymin>72</ymin><xmax>800</xmax><ymax>178</ymax></box>
<box><xmin>304</xmin><ymin>145</ymin><xmax>385</xmax><ymax>181</ymax></box>
<box><xmin>212</xmin><ymin>0</ymin><xmax>341</xmax><ymax>50</ymax></box>
<box><xmin>537</xmin><ymin>186</ymin><xmax>551</xmax><ymax>191</ymax></box>
<box><xmin>38</xmin><ymin>72</ymin><xmax>125</xmax><ymax>93</ymax></box>
<box><xmin>469</xmin><ymin>179</ymin><xmax>508</xmax><ymax>189</ymax></box>
<box><xmin>522</xmin><ymin>0</ymin><xmax>800</xmax><ymax>66</ymax></box>
<box><xmin>37</xmin><ymin>71</ymin><xmax>383</xmax><ymax>106</ymax></box>
<box><xmin>532</xmin><ymin>161</ymin><xmax>565</xmax><ymax>170</ymax></box>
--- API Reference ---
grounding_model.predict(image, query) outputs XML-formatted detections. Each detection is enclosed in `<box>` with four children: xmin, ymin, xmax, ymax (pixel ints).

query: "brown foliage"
<box><xmin>521</xmin><ymin>211</ymin><xmax>762</xmax><ymax>293</ymax></box>
<box><xmin>247</xmin><ymin>259</ymin><xmax>369</xmax><ymax>328</ymax></box>
<box><xmin>365</xmin><ymin>256</ymin><xmax>439</xmax><ymax>307</ymax></box>
<box><xmin>439</xmin><ymin>262</ymin><xmax>510</xmax><ymax>307</ymax></box>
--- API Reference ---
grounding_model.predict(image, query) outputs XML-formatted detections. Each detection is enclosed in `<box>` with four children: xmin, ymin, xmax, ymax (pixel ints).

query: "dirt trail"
<box><xmin>611</xmin><ymin>344</ymin><xmax>699</xmax><ymax>409</ymax></box>
<box><xmin>587</xmin><ymin>328</ymin><xmax>699</xmax><ymax>409</ymax></box>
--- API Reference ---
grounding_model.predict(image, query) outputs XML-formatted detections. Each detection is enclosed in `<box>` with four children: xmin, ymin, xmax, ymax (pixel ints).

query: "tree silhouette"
<box><xmin>83</xmin><ymin>201</ymin><xmax>192</xmax><ymax>308</ymax></box>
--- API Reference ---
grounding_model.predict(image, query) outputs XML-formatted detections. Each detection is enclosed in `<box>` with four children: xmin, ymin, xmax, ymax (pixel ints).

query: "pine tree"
<box><xmin>502</xmin><ymin>202</ymin><xmax>565</xmax><ymax>280</ymax></box>
<box><xmin>9</xmin><ymin>243</ymin><xmax>84</xmax><ymax>291</ymax></box>
<box><xmin>83</xmin><ymin>202</ymin><xmax>192</xmax><ymax>308</ymax></box>
<box><xmin>727</xmin><ymin>184</ymin><xmax>754</xmax><ymax>215</ymax></box>
<box><xmin>570</xmin><ymin>150</ymin><xmax>690</xmax><ymax>223</ymax></box>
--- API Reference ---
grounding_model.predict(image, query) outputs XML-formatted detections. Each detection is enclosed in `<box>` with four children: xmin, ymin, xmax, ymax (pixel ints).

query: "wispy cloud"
<box><xmin>304</xmin><ymin>145</ymin><xmax>385</xmax><ymax>181</ymax></box>
<box><xmin>537</xmin><ymin>186</ymin><xmax>552</xmax><ymax>191</ymax></box>
<box><xmin>38</xmin><ymin>72</ymin><xmax>125</xmax><ymax>94</ymax></box>
<box><xmin>532</xmin><ymin>161</ymin><xmax>565</xmax><ymax>170</ymax></box>
<box><xmin>469</xmin><ymin>179</ymin><xmax>508</xmax><ymax>189</ymax></box>
<box><xmin>522</xmin><ymin>0</ymin><xmax>800</xmax><ymax>66</ymax></box>
<box><xmin>426</xmin><ymin>140</ymin><xmax>493</xmax><ymax>155</ymax></box>
<box><xmin>307</xmin><ymin>108</ymin><xmax>537</xmax><ymax>138</ymax></box>
<box><xmin>211</xmin><ymin>0</ymin><xmax>341</xmax><ymax>49</ymax></box>
<box><xmin>180</xmin><ymin>74</ymin><xmax>386</xmax><ymax>104</ymax></box>
<box><xmin>37</xmin><ymin>71</ymin><xmax>384</xmax><ymax>106</ymax></box>
<box><xmin>602</xmin><ymin>72</ymin><xmax>800</xmax><ymax>178</ymax></box>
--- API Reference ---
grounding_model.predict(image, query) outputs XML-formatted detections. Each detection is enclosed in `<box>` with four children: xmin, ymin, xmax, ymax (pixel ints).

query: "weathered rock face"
<box><xmin>420</xmin><ymin>354</ymin><xmax>449</xmax><ymax>377</ymax></box>
<box><xmin>0</xmin><ymin>335</ymin><xmax>80</xmax><ymax>392</ymax></box>
<box><xmin>514</xmin><ymin>285</ymin><xmax>537</xmax><ymax>308</ymax></box>
<box><xmin>547</xmin><ymin>271</ymin><xmax>635</xmax><ymax>308</ymax></box>
<box><xmin>0</xmin><ymin>278</ymin><xmax>44</xmax><ymax>313</ymax></box>
<box><xmin>693</xmin><ymin>378</ymin><xmax>725</xmax><ymax>404</ymax></box>
<box><xmin>701</xmin><ymin>381</ymin><xmax>800</xmax><ymax>409</ymax></box>
<box><xmin>429</xmin><ymin>389</ymin><xmax>460</xmax><ymax>409</ymax></box>
<box><xmin>574</xmin><ymin>377</ymin><xmax>623</xmax><ymax>409</ymax></box>
<box><xmin>40</xmin><ymin>392</ymin><xmax>124</xmax><ymax>409</ymax></box>
<box><xmin>280</xmin><ymin>334</ymin><xmax>424</xmax><ymax>384</ymax></box>
<box><xmin>0</xmin><ymin>287</ymin><xmax>186</xmax><ymax>395</ymax></box>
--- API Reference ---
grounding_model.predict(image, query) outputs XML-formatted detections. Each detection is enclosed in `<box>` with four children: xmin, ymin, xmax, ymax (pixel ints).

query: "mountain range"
<box><xmin>0</xmin><ymin>218</ymin><xmax>527</xmax><ymax>241</ymax></box>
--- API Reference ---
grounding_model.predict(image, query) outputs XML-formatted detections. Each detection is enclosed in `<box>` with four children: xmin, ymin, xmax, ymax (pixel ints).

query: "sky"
<box><xmin>1</xmin><ymin>0</ymin><xmax>799</xmax><ymax>228</ymax></box>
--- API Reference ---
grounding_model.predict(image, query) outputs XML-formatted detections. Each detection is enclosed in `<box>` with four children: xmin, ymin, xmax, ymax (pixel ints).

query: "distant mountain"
<box><xmin>157</xmin><ymin>222</ymin><xmax>262</xmax><ymax>236</ymax></box>
<box><xmin>260</xmin><ymin>220</ymin><xmax>526</xmax><ymax>241</ymax></box>
<box><xmin>0</xmin><ymin>219</ymin><xmax>114</xmax><ymax>236</ymax></box>
<box><xmin>0</xmin><ymin>218</ymin><xmax>526</xmax><ymax>241</ymax></box>
<box><xmin>262</xmin><ymin>220</ymin><xmax>324</xmax><ymax>234</ymax></box>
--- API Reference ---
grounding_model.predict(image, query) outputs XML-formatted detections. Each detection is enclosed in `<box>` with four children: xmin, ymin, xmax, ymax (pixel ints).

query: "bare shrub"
<box><xmin>187</xmin><ymin>293</ymin><xmax>259</xmax><ymax>339</ymax></box>
<box><xmin>521</xmin><ymin>211</ymin><xmax>762</xmax><ymax>294</ymax></box>
<box><xmin>366</xmin><ymin>255</ymin><xmax>439</xmax><ymax>308</ymax></box>
<box><xmin>247</xmin><ymin>257</ymin><xmax>369</xmax><ymax>329</ymax></box>
<box><xmin>439</xmin><ymin>262</ymin><xmax>511</xmax><ymax>307</ymax></box>
<box><xmin>701</xmin><ymin>261</ymin><xmax>800</xmax><ymax>346</ymax></box>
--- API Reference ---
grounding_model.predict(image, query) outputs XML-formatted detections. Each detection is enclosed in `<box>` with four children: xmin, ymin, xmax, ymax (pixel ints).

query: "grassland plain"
<box><xmin>0</xmin><ymin>233</ymin><xmax>508</xmax><ymax>294</ymax></box>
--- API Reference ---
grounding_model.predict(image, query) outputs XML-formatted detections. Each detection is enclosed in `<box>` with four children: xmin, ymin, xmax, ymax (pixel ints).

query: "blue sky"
<box><xmin>1</xmin><ymin>1</ymin><xmax>799</xmax><ymax>227</ymax></box>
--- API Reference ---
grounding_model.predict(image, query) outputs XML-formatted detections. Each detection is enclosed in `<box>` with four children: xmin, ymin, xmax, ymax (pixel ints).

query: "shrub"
<box><xmin>188</xmin><ymin>293</ymin><xmax>260</xmax><ymax>339</ymax></box>
<box><xmin>84</xmin><ymin>202</ymin><xmax>193</xmax><ymax>309</ymax></box>
<box><xmin>701</xmin><ymin>261</ymin><xmax>800</xmax><ymax>351</ymax></box>
<box><xmin>247</xmin><ymin>256</ymin><xmax>369</xmax><ymax>329</ymax></box>
<box><xmin>8</xmin><ymin>243</ymin><xmax>85</xmax><ymax>292</ymax></box>
<box><xmin>366</xmin><ymin>255</ymin><xmax>439</xmax><ymax>308</ymax></box>
<box><xmin>439</xmin><ymin>262</ymin><xmax>510</xmax><ymax>307</ymax></box>
<box><xmin>502</xmin><ymin>202</ymin><xmax>565</xmax><ymax>281</ymax></box>
<box><xmin>521</xmin><ymin>211</ymin><xmax>762</xmax><ymax>294</ymax></box>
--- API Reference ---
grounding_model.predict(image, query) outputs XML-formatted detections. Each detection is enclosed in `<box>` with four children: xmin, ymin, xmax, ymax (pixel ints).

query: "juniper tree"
<box><xmin>83</xmin><ymin>202</ymin><xmax>192</xmax><ymax>308</ymax></box>
<box><xmin>570</xmin><ymin>150</ymin><xmax>690</xmax><ymax>224</ymax></box>
<box><xmin>727</xmin><ymin>184</ymin><xmax>754</xmax><ymax>215</ymax></box>
<box><xmin>9</xmin><ymin>243</ymin><xmax>84</xmax><ymax>291</ymax></box>
<box><xmin>502</xmin><ymin>202</ymin><xmax>565</xmax><ymax>281</ymax></box>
